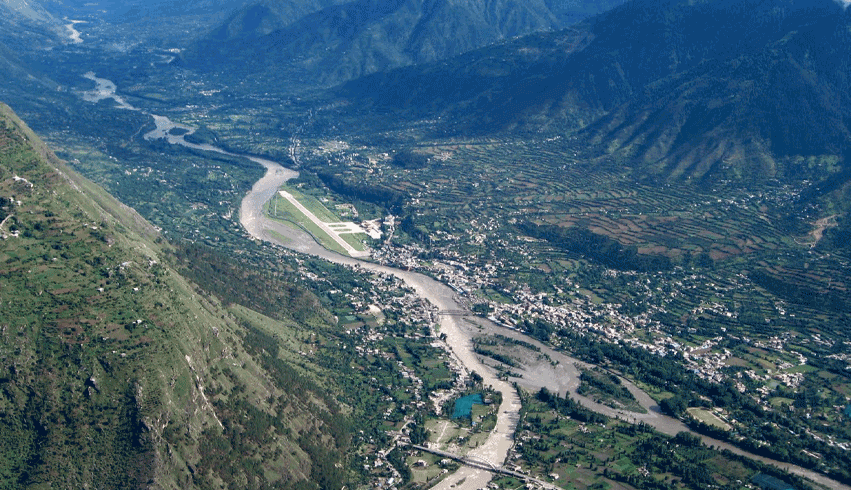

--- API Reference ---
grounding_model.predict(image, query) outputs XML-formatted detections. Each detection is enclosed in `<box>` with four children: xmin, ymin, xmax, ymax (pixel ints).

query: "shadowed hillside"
<box><xmin>180</xmin><ymin>0</ymin><xmax>628</xmax><ymax>86</ymax></box>
<box><xmin>340</xmin><ymin>0</ymin><xmax>851</xmax><ymax>186</ymax></box>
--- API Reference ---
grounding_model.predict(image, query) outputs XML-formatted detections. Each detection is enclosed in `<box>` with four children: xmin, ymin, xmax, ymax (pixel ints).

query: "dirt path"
<box><xmin>809</xmin><ymin>214</ymin><xmax>838</xmax><ymax>248</ymax></box>
<box><xmin>795</xmin><ymin>214</ymin><xmax>839</xmax><ymax>248</ymax></box>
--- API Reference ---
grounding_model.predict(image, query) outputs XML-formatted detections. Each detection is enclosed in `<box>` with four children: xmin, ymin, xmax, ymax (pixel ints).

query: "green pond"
<box><xmin>453</xmin><ymin>393</ymin><xmax>483</xmax><ymax>419</ymax></box>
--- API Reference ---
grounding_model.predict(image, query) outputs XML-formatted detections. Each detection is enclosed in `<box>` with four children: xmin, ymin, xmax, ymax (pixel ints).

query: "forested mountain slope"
<box><xmin>0</xmin><ymin>0</ymin><xmax>58</xmax><ymax>24</ymax></box>
<box><xmin>341</xmin><ymin>0</ymin><xmax>851</xmax><ymax>185</ymax></box>
<box><xmin>0</xmin><ymin>102</ymin><xmax>351</xmax><ymax>488</ymax></box>
<box><xmin>181</xmin><ymin>0</ymin><xmax>628</xmax><ymax>86</ymax></box>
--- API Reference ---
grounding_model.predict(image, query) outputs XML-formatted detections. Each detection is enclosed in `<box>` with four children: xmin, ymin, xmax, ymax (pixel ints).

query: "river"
<box><xmin>82</xmin><ymin>75</ymin><xmax>845</xmax><ymax>490</ymax></box>
<box><xmin>227</xmin><ymin>132</ymin><xmax>845</xmax><ymax>490</ymax></box>
<box><xmin>65</xmin><ymin>19</ymin><xmax>85</xmax><ymax>44</ymax></box>
<box><xmin>135</xmin><ymin>111</ymin><xmax>519</xmax><ymax>489</ymax></box>
<box><xmin>233</xmin><ymin>137</ymin><xmax>521</xmax><ymax>490</ymax></box>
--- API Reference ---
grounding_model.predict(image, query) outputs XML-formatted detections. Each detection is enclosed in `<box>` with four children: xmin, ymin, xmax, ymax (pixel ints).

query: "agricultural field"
<box><xmin>502</xmin><ymin>390</ymin><xmax>814</xmax><ymax>490</ymax></box>
<box><xmin>686</xmin><ymin>408</ymin><xmax>731</xmax><ymax>431</ymax></box>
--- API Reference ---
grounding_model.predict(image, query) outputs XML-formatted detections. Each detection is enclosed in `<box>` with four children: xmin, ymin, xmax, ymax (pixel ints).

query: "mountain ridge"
<box><xmin>0</xmin><ymin>0</ymin><xmax>58</xmax><ymax>24</ymax></box>
<box><xmin>180</xmin><ymin>0</ymin><xmax>628</xmax><ymax>86</ymax></box>
<box><xmin>0</xmin><ymin>102</ymin><xmax>352</xmax><ymax>488</ymax></box>
<box><xmin>338</xmin><ymin>0</ymin><xmax>851</xmax><ymax>186</ymax></box>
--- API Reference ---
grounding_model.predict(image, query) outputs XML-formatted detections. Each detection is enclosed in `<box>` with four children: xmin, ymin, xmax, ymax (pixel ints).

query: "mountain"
<box><xmin>202</xmin><ymin>0</ymin><xmax>348</xmax><ymax>42</ymax></box>
<box><xmin>0</xmin><ymin>3</ymin><xmax>63</xmax><ymax>98</ymax></box>
<box><xmin>45</xmin><ymin>0</ymin><xmax>256</xmax><ymax>44</ymax></box>
<box><xmin>341</xmin><ymin>0</ymin><xmax>851</xmax><ymax>185</ymax></box>
<box><xmin>572</xmin><ymin>0</ymin><xmax>851</xmax><ymax>183</ymax></box>
<box><xmin>0</xmin><ymin>103</ymin><xmax>352</xmax><ymax>488</ymax></box>
<box><xmin>50</xmin><ymin>0</ymin><xmax>252</xmax><ymax>21</ymax></box>
<box><xmin>0</xmin><ymin>41</ymin><xmax>39</xmax><ymax>89</ymax></box>
<box><xmin>181</xmin><ymin>0</ymin><xmax>628</xmax><ymax>86</ymax></box>
<box><xmin>0</xmin><ymin>0</ymin><xmax>63</xmax><ymax>43</ymax></box>
<box><xmin>543</xmin><ymin>0</ymin><xmax>632</xmax><ymax>25</ymax></box>
<box><xmin>1</xmin><ymin>0</ymin><xmax>57</xmax><ymax>24</ymax></box>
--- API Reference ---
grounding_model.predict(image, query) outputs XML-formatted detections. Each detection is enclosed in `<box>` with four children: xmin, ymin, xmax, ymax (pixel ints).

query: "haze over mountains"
<box><xmin>1</xmin><ymin>0</ymin><xmax>57</xmax><ymax>23</ymax></box>
<box><xmin>0</xmin><ymin>0</ymin><xmax>62</xmax><ymax>39</ymax></box>
<box><xmin>181</xmin><ymin>0</ymin><xmax>627</xmax><ymax>85</ymax></box>
<box><xmin>0</xmin><ymin>1</ymin><xmax>64</xmax><ymax>93</ymax></box>
<box><xmin>341</xmin><ymin>0</ymin><xmax>851</xmax><ymax>187</ymax></box>
<box><xmin>27</xmin><ymin>0</ymin><xmax>258</xmax><ymax>44</ymax></box>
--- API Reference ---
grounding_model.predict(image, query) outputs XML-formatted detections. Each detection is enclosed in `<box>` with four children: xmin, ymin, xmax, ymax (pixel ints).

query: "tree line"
<box><xmin>518</xmin><ymin>222</ymin><xmax>673</xmax><ymax>272</ymax></box>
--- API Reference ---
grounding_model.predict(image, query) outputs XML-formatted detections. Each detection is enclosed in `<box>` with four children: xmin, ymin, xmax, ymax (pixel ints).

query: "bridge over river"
<box><xmin>436</xmin><ymin>310</ymin><xmax>471</xmax><ymax>316</ymax></box>
<box><xmin>405</xmin><ymin>443</ymin><xmax>559</xmax><ymax>490</ymax></box>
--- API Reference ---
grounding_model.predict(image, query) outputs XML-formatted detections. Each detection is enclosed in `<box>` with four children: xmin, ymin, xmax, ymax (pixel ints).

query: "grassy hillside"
<box><xmin>0</xmin><ymin>103</ymin><xmax>354</xmax><ymax>488</ymax></box>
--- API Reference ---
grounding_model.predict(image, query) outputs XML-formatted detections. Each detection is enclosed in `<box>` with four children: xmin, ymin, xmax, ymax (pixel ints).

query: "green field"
<box><xmin>686</xmin><ymin>408</ymin><xmax>731</xmax><ymax>431</ymax></box>
<box><xmin>506</xmin><ymin>390</ymin><xmax>804</xmax><ymax>490</ymax></box>
<box><xmin>281</xmin><ymin>185</ymin><xmax>342</xmax><ymax>222</ymax></box>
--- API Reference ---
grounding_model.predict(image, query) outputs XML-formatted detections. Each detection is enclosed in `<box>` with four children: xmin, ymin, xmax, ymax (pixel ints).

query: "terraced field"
<box><xmin>313</xmin><ymin>136</ymin><xmax>794</xmax><ymax>262</ymax></box>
